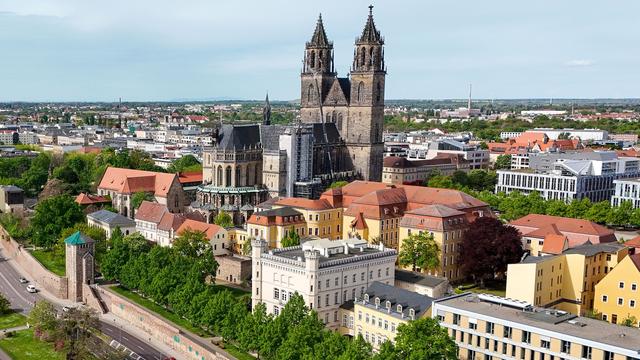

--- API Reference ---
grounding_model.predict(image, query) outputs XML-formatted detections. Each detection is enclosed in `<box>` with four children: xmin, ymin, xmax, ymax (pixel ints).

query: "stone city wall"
<box><xmin>0</xmin><ymin>225</ymin><xmax>68</xmax><ymax>299</ymax></box>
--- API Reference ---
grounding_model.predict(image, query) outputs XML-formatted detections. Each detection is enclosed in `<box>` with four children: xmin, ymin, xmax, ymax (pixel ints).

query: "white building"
<box><xmin>497</xmin><ymin>153</ymin><xmax>640</xmax><ymax>203</ymax></box>
<box><xmin>251</xmin><ymin>238</ymin><xmax>397</xmax><ymax>329</ymax></box>
<box><xmin>407</xmin><ymin>139</ymin><xmax>489</xmax><ymax>169</ymax></box>
<box><xmin>134</xmin><ymin>201</ymin><xmax>185</xmax><ymax>247</ymax></box>
<box><xmin>611</xmin><ymin>178</ymin><xmax>640</xmax><ymax>208</ymax></box>
<box><xmin>87</xmin><ymin>209</ymin><xmax>136</xmax><ymax>238</ymax></box>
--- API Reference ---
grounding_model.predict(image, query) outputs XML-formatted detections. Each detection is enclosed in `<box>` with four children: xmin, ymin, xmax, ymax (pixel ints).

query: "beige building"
<box><xmin>382</xmin><ymin>154</ymin><xmax>469</xmax><ymax>185</ymax></box>
<box><xmin>594</xmin><ymin>253</ymin><xmax>640</xmax><ymax>325</ymax></box>
<box><xmin>176</xmin><ymin>219</ymin><xmax>229</xmax><ymax>256</ymax></box>
<box><xmin>394</xmin><ymin>269</ymin><xmax>449</xmax><ymax>299</ymax></box>
<box><xmin>433</xmin><ymin>292</ymin><xmax>640</xmax><ymax>360</ymax></box>
<box><xmin>338</xmin><ymin>281</ymin><xmax>433</xmax><ymax>350</ymax></box>
<box><xmin>506</xmin><ymin>242</ymin><xmax>629</xmax><ymax>315</ymax></box>
<box><xmin>97</xmin><ymin>166</ymin><xmax>185</xmax><ymax>219</ymax></box>
<box><xmin>251</xmin><ymin>238</ymin><xmax>397</xmax><ymax>330</ymax></box>
<box><xmin>246</xmin><ymin>207</ymin><xmax>307</xmax><ymax>249</ymax></box>
<box><xmin>134</xmin><ymin>201</ymin><xmax>185</xmax><ymax>247</ymax></box>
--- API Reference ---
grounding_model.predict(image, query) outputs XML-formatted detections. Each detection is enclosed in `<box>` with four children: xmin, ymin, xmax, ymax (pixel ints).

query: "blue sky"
<box><xmin>0</xmin><ymin>0</ymin><xmax>638</xmax><ymax>102</ymax></box>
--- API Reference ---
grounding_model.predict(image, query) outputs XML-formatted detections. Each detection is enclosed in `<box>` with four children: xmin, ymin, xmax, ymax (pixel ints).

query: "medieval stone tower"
<box><xmin>299</xmin><ymin>6</ymin><xmax>386</xmax><ymax>181</ymax></box>
<box><xmin>65</xmin><ymin>231</ymin><xmax>95</xmax><ymax>302</ymax></box>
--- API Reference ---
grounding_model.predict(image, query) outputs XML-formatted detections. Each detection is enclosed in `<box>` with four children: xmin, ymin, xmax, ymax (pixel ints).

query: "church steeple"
<box><xmin>303</xmin><ymin>14</ymin><xmax>334</xmax><ymax>74</ymax></box>
<box><xmin>263</xmin><ymin>93</ymin><xmax>271</xmax><ymax>125</ymax></box>
<box><xmin>352</xmin><ymin>5</ymin><xmax>385</xmax><ymax>72</ymax></box>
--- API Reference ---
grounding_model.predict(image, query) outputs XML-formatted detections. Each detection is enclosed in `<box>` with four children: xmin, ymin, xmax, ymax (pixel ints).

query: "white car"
<box><xmin>19</xmin><ymin>277</ymin><xmax>28</xmax><ymax>284</ymax></box>
<box><xmin>26</xmin><ymin>284</ymin><xmax>37</xmax><ymax>293</ymax></box>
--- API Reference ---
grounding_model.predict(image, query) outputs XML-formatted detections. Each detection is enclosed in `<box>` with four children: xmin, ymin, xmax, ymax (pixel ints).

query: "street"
<box><xmin>0</xmin><ymin>249</ymin><xmax>168</xmax><ymax>360</ymax></box>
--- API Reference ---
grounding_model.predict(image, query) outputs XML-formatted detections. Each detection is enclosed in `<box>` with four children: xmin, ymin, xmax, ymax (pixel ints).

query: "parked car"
<box><xmin>18</xmin><ymin>277</ymin><xmax>28</xmax><ymax>284</ymax></box>
<box><xmin>26</xmin><ymin>284</ymin><xmax>37</xmax><ymax>293</ymax></box>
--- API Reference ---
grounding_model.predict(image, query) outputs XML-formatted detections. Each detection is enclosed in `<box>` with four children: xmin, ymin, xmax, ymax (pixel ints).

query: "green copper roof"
<box><xmin>64</xmin><ymin>231</ymin><xmax>93</xmax><ymax>245</ymax></box>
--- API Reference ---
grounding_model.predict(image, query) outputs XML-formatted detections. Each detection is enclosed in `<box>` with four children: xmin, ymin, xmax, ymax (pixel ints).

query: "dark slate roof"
<box><xmin>394</xmin><ymin>269</ymin><xmax>447</xmax><ymax>288</ymax></box>
<box><xmin>521</xmin><ymin>254</ymin><xmax>557</xmax><ymax>264</ymax></box>
<box><xmin>337</xmin><ymin>78</ymin><xmax>351</xmax><ymax>103</ymax></box>
<box><xmin>217</xmin><ymin>124</ymin><xmax>261</xmax><ymax>150</ymax></box>
<box><xmin>308</xmin><ymin>14</ymin><xmax>332</xmax><ymax>48</ymax></box>
<box><xmin>260</xmin><ymin>125</ymin><xmax>288</xmax><ymax>151</ymax></box>
<box><xmin>363</xmin><ymin>281</ymin><xmax>433</xmax><ymax>318</ymax></box>
<box><xmin>563</xmin><ymin>241</ymin><xmax>626</xmax><ymax>257</ymax></box>
<box><xmin>358</xmin><ymin>6</ymin><xmax>383</xmax><ymax>44</ymax></box>
<box><xmin>88</xmin><ymin>209</ymin><xmax>136</xmax><ymax>227</ymax></box>
<box><xmin>339</xmin><ymin>300</ymin><xmax>354</xmax><ymax>311</ymax></box>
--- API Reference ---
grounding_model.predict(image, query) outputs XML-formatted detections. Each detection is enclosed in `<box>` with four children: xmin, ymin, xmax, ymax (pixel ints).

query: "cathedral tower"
<box><xmin>346</xmin><ymin>6</ymin><xmax>386</xmax><ymax>181</ymax></box>
<box><xmin>300</xmin><ymin>14</ymin><xmax>337</xmax><ymax>123</ymax></box>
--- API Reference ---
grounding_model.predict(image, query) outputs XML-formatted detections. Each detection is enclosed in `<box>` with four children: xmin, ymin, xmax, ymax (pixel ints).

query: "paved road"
<box><xmin>0</xmin><ymin>249</ymin><xmax>168</xmax><ymax>360</ymax></box>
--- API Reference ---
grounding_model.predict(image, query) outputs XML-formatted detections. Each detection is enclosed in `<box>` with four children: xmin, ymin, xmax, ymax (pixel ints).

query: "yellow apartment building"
<box><xmin>594</xmin><ymin>253</ymin><xmax>640</xmax><ymax>325</ymax></box>
<box><xmin>433</xmin><ymin>293</ymin><xmax>640</xmax><ymax>360</ymax></box>
<box><xmin>338</xmin><ymin>281</ymin><xmax>433</xmax><ymax>350</ymax></box>
<box><xmin>227</xmin><ymin>227</ymin><xmax>249</xmax><ymax>254</ymax></box>
<box><xmin>506</xmin><ymin>242</ymin><xmax>628</xmax><ymax>315</ymax></box>
<box><xmin>271</xmin><ymin>197</ymin><xmax>343</xmax><ymax>240</ymax></box>
<box><xmin>246</xmin><ymin>207</ymin><xmax>307</xmax><ymax>249</ymax></box>
<box><xmin>398</xmin><ymin>205</ymin><xmax>469</xmax><ymax>282</ymax></box>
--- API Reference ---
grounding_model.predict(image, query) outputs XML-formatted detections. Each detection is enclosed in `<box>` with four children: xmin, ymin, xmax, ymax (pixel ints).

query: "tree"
<box><xmin>0</xmin><ymin>293</ymin><xmax>10</xmax><ymax>314</ymax></box>
<box><xmin>167</xmin><ymin>155</ymin><xmax>202</xmax><ymax>173</ymax></box>
<box><xmin>459</xmin><ymin>217</ymin><xmax>523</xmax><ymax>285</ymax></box>
<box><xmin>242</xmin><ymin>239</ymin><xmax>252</xmax><ymax>256</ymax></box>
<box><xmin>427</xmin><ymin>174</ymin><xmax>454</xmax><ymax>189</ymax></box>
<box><xmin>31</xmin><ymin>195</ymin><xmax>85</xmax><ymax>249</ymax></box>
<box><xmin>281</xmin><ymin>227</ymin><xmax>301</xmax><ymax>248</ymax></box>
<box><xmin>621</xmin><ymin>315</ymin><xmax>638</xmax><ymax>327</ymax></box>
<box><xmin>131</xmin><ymin>191</ymin><xmax>155</xmax><ymax>210</ymax></box>
<box><xmin>494</xmin><ymin>154</ymin><xmax>511</xmax><ymax>170</ymax></box>
<box><xmin>173</xmin><ymin>229</ymin><xmax>218</xmax><ymax>281</ymax></box>
<box><xmin>28</xmin><ymin>300</ymin><xmax>58</xmax><ymax>339</ymax></box>
<box><xmin>60</xmin><ymin>307</ymin><xmax>100</xmax><ymax>359</ymax></box>
<box><xmin>328</xmin><ymin>181</ymin><xmax>348</xmax><ymax>189</ymax></box>
<box><xmin>214</xmin><ymin>211</ymin><xmax>234</xmax><ymax>228</ymax></box>
<box><xmin>584</xmin><ymin>201</ymin><xmax>611</xmax><ymax>224</ymax></box>
<box><xmin>398</xmin><ymin>232</ymin><xmax>440</xmax><ymax>272</ymax></box>
<box><xmin>608</xmin><ymin>200</ymin><xmax>633</xmax><ymax>226</ymax></box>
<box><xmin>391</xmin><ymin>317</ymin><xmax>458</xmax><ymax>360</ymax></box>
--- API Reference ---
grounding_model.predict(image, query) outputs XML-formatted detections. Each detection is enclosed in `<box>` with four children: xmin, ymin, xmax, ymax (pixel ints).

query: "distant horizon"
<box><xmin>1</xmin><ymin>1</ymin><xmax>639</xmax><ymax>101</ymax></box>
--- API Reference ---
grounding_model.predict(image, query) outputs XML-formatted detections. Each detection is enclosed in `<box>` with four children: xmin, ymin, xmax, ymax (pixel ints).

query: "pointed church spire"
<box><xmin>262</xmin><ymin>92</ymin><xmax>271</xmax><ymax>125</ymax></box>
<box><xmin>358</xmin><ymin>5</ymin><xmax>383</xmax><ymax>44</ymax></box>
<box><xmin>308</xmin><ymin>13</ymin><xmax>331</xmax><ymax>47</ymax></box>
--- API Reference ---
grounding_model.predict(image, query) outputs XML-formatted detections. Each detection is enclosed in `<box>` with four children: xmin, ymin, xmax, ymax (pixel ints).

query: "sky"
<box><xmin>0</xmin><ymin>0</ymin><xmax>639</xmax><ymax>102</ymax></box>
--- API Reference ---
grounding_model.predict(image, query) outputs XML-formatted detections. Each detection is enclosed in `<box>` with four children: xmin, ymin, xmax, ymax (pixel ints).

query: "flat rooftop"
<box><xmin>436</xmin><ymin>293</ymin><xmax>640</xmax><ymax>352</ymax></box>
<box><xmin>267</xmin><ymin>238</ymin><xmax>396</xmax><ymax>267</ymax></box>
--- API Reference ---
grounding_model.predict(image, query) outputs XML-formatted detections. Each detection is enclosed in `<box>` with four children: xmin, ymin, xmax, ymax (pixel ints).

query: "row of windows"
<box><xmin>601</xmin><ymin>295</ymin><xmax>637</xmax><ymax>308</ymax></box>
<box><xmin>317</xmin><ymin>268</ymin><xmax>390</xmax><ymax>290</ymax></box>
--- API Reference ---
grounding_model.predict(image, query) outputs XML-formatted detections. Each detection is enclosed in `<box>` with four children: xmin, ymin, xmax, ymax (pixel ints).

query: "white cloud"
<box><xmin>565</xmin><ymin>59</ymin><xmax>595</xmax><ymax>67</ymax></box>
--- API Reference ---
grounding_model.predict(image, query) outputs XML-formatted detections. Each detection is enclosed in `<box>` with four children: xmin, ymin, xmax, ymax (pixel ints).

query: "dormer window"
<box><xmin>364</xmin><ymin>294</ymin><xmax>369</xmax><ymax>302</ymax></box>
<box><xmin>386</xmin><ymin>301</ymin><xmax>391</xmax><ymax>309</ymax></box>
<box><xmin>409</xmin><ymin>308</ymin><xmax>415</xmax><ymax>319</ymax></box>
<box><xmin>375</xmin><ymin>297</ymin><xmax>380</xmax><ymax>307</ymax></box>
<box><xmin>397</xmin><ymin>304</ymin><xmax>403</xmax><ymax>313</ymax></box>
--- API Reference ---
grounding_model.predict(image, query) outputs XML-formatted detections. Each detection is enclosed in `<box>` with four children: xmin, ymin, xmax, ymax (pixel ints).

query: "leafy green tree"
<box><xmin>0</xmin><ymin>293</ymin><xmax>10</xmax><ymax>314</ymax></box>
<box><xmin>608</xmin><ymin>200</ymin><xmax>633</xmax><ymax>226</ymax></box>
<box><xmin>60</xmin><ymin>306</ymin><xmax>100</xmax><ymax>359</ymax></box>
<box><xmin>28</xmin><ymin>300</ymin><xmax>58</xmax><ymax>337</ymax></box>
<box><xmin>427</xmin><ymin>174</ymin><xmax>455</xmax><ymax>189</ymax></box>
<box><xmin>281</xmin><ymin>227</ymin><xmax>301</xmax><ymax>248</ymax></box>
<box><xmin>494</xmin><ymin>154</ymin><xmax>512</xmax><ymax>170</ymax></box>
<box><xmin>131</xmin><ymin>191</ymin><xmax>155</xmax><ymax>210</ymax></box>
<box><xmin>31</xmin><ymin>195</ymin><xmax>85</xmax><ymax>249</ymax></box>
<box><xmin>398</xmin><ymin>232</ymin><xmax>440</xmax><ymax>272</ymax></box>
<box><xmin>167</xmin><ymin>155</ymin><xmax>202</xmax><ymax>173</ymax></box>
<box><xmin>393</xmin><ymin>318</ymin><xmax>458</xmax><ymax>360</ymax></box>
<box><xmin>173</xmin><ymin>229</ymin><xmax>218</xmax><ymax>281</ymax></box>
<box><xmin>328</xmin><ymin>181</ymin><xmax>348</xmax><ymax>189</ymax></box>
<box><xmin>242</xmin><ymin>239</ymin><xmax>252</xmax><ymax>256</ymax></box>
<box><xmin>545</xmin><ymin>200</ymin><xmax>568</xmax><ymax>216</ymax></box>
<box><xmin>214</xmin><ymin>211</ymin><xmax>234</xmax><ymax>228</ymax></box>
<box><xmin>566</xmin><ymin>198</ymin><xmax>592</xmax><ymax>219</ymax></box>
<box><xmin>374</xmin><ymin>340</ymin><xmax>400</xmax><ymax>360</ymax></box>
<box><xmin>584</xmin><ymin>201</ymin><xmax>611</xmax><ymax>224</ymax></box>
<box><xmin>460</xmin><ymin>217</ymin><xmax>523</xmax><ymax>285</ymax></box>
<box><xmin>621</xmin><ymin>315</ymin><xmax>638</xmax><ymax>327</ymax></box>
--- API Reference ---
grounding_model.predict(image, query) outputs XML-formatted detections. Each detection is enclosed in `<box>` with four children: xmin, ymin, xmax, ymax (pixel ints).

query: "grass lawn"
<box><xmin>111</xmin><ymin>286</ymin><xmax>211</xmax><ymax>337</ymax></box>
<box><xmin>455</xmin><ymin>280</ymin><xmax>506</xmax><ymax>297</ymax></box>
<box><xmin>0</xmin><ymin>329</ymin><xmax>65</xmax><ymax>360</ymax></box>
<box><xmin>0</xmin><ymin>311</ymin><xmax>27</xmax><ymax>330</ymax></box>
<box><xmin>30</xmin><ymin>249</ymin><xmax>65</xmax><ymax>276</ymax></box>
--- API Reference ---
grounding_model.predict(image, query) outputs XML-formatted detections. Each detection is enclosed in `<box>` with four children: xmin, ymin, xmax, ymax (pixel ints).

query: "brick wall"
<box><xmin>98</xmin><ymin>286</ymin><xmax>233</xmax><ymax>360</ymax></box>
<box><xmin>0</xmin><ymin>226</ymin><xmax>68</xmax><ymax>299</ymax></box>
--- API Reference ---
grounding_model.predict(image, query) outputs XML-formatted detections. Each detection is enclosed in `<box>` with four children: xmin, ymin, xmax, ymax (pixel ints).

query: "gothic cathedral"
<box><xmin>299</xmin><ymin>6</ymin><xmax>386</xmax><ymax>181</ymax></box>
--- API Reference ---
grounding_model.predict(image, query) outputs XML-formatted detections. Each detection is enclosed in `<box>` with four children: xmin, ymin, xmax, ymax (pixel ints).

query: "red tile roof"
<box><xmin>510</xmin><ymin>214</ymin><xmax>616</xmax><ymax>247</ymax></box>
<box><xmin>75</xmin><ymin>193</ymin><xmax>110</xmax><ymax>205</ymax></box>
<box><xmin>629</xmin><ymin>253</ymin><xmax>640</xmax><ymax>271</ymax></box>
<box><xmin>624</xmin><ymin>236</ymin><xmax>640</xmax><ymax>248</ymax></box>
<box><xmin>178</xmin><ymin>171</ymin><xmax>203</xmax><ymax>184</ymax></box>
<box><xmin>134</xmin><ymin>201</ymin><xmax>168</xmax><ymax>223</ymax></box>
<box><xmin>176</xmin><ymin>219</ymin><xmax>223</xmax><ymax>239</ymax></box>
<box><xmin>541</xmin><ymin>234</ymin><xmax>569</xmax><ymax>255</ymax></box>
<box><xmin>158</xmin><ymin>212</ymin><xmax>186</xmax><ymax>232</ymax></box>
<box><xmin>275</xmin><ymin>197</ymin><xmax>334</xmax><ymax>210</ymax></box>
<box><xmin>98</xmin><ymin>167</ymin><xmax>178</xmax><ymax>197</ymax></box>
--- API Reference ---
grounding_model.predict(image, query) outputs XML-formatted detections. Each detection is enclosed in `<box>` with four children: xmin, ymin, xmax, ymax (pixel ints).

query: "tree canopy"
<box><xmin>459</xmin><ymin>217</ymin><xmax>523</xmax><ymax>284</ymax></box>
<box><xmin>281</xmin><ymin>227</ymin><xmax>301</xmax><ymax>248</ymax></box>
<box><xmin>398</xmin><ymin>232</ymin><xmax>439</xmax><ymax>272</ymax></box>
<box><xmin>214</xmin><ymin>211</ymin><xmax>234</xmax><ymax>228</ymax></box>
<box><xmin>167</xmin><ymin>155</ymin><xmax>202</xmax><ymax>173</ymax></box>
<box><xmin>31</xmin><ymin>195</ymin><xmax>85</xmax><ymax>249</ymax></box>
<box><xmin>374</xmin><ymin>317</ymin><xmax>458</xmax><ymax>360</ymax></box>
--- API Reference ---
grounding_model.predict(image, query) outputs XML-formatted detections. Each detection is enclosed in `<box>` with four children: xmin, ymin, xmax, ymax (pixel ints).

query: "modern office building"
<box><xmin>611</xmin><ymin>177</ymin><xmax>640</xmax><ymax>208</ymax></box>
<box><xmin>433</xmin><ymin>292</ymin><xmax>640</xmax><ymax>360</ymax></box>
<box><xmin>496</xmin><ymin>152</ymin><xmax>640</xmax><ymax>202</ymax></box>
<box><xmin>251</xmin><ymin>238</ymin><xmax>397</xmax><ymax>330</ymax></box>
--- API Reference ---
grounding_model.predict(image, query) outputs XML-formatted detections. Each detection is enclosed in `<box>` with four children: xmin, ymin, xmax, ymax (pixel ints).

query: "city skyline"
<box><xmin>1</xmin><ymin>0</ymin><xmax>639</xmax><ymax>102</ymax></box>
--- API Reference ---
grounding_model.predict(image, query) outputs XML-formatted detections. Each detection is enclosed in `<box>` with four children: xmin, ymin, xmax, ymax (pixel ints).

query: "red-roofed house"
<box><xmin>98</xmin><ymin>166</ymin><xmax>185</xmax><ymax>218</ymax></box>
<box><xmin>510</xmin><ymin>214</ymin><xmax>617</xmax><ymax>256</ymax></box>
<box><xmin>176</xmin><ymin>219</ymin><xmax>229</xmax><ymax>255</ymax></box>
<box><xmin>134</xmin><ymin>201</ymin><xmax>186</xmax><ymax>246</ymax></box>
<box><xmin>75</xmin><ymin>193</ymin><xmax>110</xmax><ymax>206</ymax></box>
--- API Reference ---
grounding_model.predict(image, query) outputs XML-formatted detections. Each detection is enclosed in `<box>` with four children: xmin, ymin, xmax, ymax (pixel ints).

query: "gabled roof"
<box><xmin>275</xmin><ymin>197</ymin><xmax>334</xmax><ymax>210</ymax></box>
<box><xmin>87</xmin><ymin>209</ymin><xmax>135</xmax><ymax>228</ymax></box>
<box><xmin>158</xmin><ymin>212</ymin><xmax>186</xmax><ymax>232</ymax></box>
<box><xmin>630</xmin><ymin>253</ymin><xmax>640</xmax><ymax>272</ymax></box>
<box><xmin>624</xmin><ymin>236</ymin><xmax>640</xmax><ymax>248</ymax></box>
<box><xmin>541</xmin><ymin>233</ymin><xmax>569</xmax><ymax>255</ymax></box>
<box><xmin>405</xmin><ymin>204</ymin><xmax>465</xmax><ymax>218</ymax></box>
<box><xmin>362</xmin><ymin>281</ymin><xmax>432</xmax><ymax>319</ymax></box>
<box><xmin>510</xmin><ymin>214</ymin><xmax>616</xmax><ymax>247</ymax></box>
<box><xmin>134</xmin><ymin>201</ymin><xmax>168</xmax><ymax>224</ymax></box>
<box><xmin>64</xmin><ymin>231</ymin><xmax>93</xmax><ymax>245</ymax></box>
<box><xmin>178</xmin><ymin>171</ymin><xmax>203</xmax><ymax>184</ymax></box>
<box><xmin>176</xmin><ymin>219</ymin><xmax>223</xmax><ymax>239</ymax></box>
<box><xmin>75</xmin><ymin>193</ymin><xmax>110</xmax><ymax>205</ymax></box>
<box><xmin>323</xmin><ymin>78</ymin><xmax>349</xmax><ymax>106</ymax></box>
<box><xmin>98</xmin><ymin>167</ymin><xmax>177</xmax><ymax>197</ymax></box>
<box><xmin>216</xmin><ymin>124</ymin><xmax>261</xmax><ymax>151</ymax></box>
<box><xmin>350</xmin><ymin>212</ymin><xmax>367</xmax><ymax>230</ymax></box>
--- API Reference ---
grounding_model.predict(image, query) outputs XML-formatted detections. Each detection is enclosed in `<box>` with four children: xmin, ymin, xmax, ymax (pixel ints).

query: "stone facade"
<box><xmin>65</xmin><ymin>232</ymin><xmax>95</xmax><ymax>302</ymax></box>
<box><xmin>299</xmin><ymin>8</ymin><xmax>386</xmax><ymax>182</ymax></box>
<box><xmin>215</xmin><ymin>254</ymin><xmax>251</xmax><ymax>285</ymax></box>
